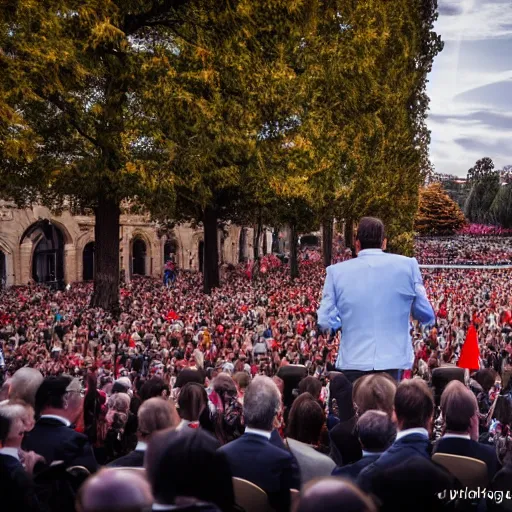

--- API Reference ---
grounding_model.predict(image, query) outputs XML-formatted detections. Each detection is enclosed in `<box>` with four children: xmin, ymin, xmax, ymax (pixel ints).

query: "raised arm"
<box><xmin>411</xmin><ymin>258</ymin><xmax>435</xmax><ymax>326</ymax></box>
<box><xmin>317</xmin><ymin>266</ymin><xmax>342</xmax><ymax>332</ymax></box>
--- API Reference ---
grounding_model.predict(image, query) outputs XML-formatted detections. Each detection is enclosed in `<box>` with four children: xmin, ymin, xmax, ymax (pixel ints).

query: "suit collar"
<box><xmin>39</xmin><ymin>414</ymin><xmax>71</xmax><ymax>427</ymax></box>
<box><xmin>37</xmin><ymin>416</ymin><xmax>72</xmax><ymax>428</ymax></box>
<box><xmin>396</xmin><ymin>428</ymin><xmax>428</xmax><ymax>441</ymax></box>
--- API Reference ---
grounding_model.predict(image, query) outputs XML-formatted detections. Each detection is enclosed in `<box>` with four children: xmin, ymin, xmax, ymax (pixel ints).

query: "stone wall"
<box><xmin>0</xmin><ymin>201</ymin><xmax>271</xmax><ymax>287</ymax></box>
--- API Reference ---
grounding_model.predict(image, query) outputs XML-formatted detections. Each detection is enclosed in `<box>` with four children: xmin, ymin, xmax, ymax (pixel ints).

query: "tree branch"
<box><xmin>123</xmin><ymin>0</ymin><xmax>191</xmax><ymax>35</ymax></box>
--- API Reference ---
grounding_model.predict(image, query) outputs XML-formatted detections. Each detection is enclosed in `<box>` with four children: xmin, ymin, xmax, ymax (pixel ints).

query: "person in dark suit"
<box><xmin>0</xmin><ymin>405</ymin><xmax>44</xmax><ymax>512</ymax></box>
<box><xmin>219</xmin><ymin>375</ymin><xmax>301</xmax><ymax>512</ymax></box>
<box><xmin>358</xmin><ymin>380</ymin><xmax>436</xmax><ymax>493</ymax></box>
<box><xmin>333</xmin><ymin>410</ymin><xmax>396</xmax><ymax>480</ymax></box>
<box><xmin>109</xmin><ymin>397</ymin><xmax>180</xmax><ymax>467</ymax></box>
<box><xmin>23</xmin><ymin>375</ymin><xmax>98</xmax><ymax>473</ymax></box>
<box><xmin>434</xmin><ymin>380</ymin><xmax>499</xmax><ymax>480</ymax></box>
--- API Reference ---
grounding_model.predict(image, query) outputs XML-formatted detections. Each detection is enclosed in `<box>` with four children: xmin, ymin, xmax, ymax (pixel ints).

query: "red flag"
<box><xmin>457</xmin><ymin>324</ymin><xmax>480</xmax><ymax>371</ymax></box>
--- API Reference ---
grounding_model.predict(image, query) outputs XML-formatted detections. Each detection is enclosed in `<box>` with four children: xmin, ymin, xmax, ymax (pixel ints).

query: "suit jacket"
<box><xmin>317</xmin><ymin>250</ymin><xmax>435</xmax><ymax>370</ymax></box>
<box><xmin>0</xmin><ymin>454</ymin><xmax>41</xmax><ymax>512</ymax></box>
<box><xmin>219</xmin><ymin>433</ymin><xmax>300</xmax><ymax>511</ymax></box>
<box><xmin>286</xmin><ymin>438</ymin><xmax>335</xmax><ymax>486</ymax></box>
<box><xmin>434</xmin><ymin>436</ymin><xmax>499</xmax><ymax>480</ymax></box>
<box><xmin>329</xmin><ymin>416</ymin><xmax>362</xmax><ymax>466</ymax></box>
<box><xmin>107</xmin><ymin>449</ymin><xmax>145</xmax><ymax>468</ymax></box>
<box><xmin>332</xmin><ymin>454</ymin><xmax>380</xmax><ymax>480</ymax></box>
<box><xmin>22</xmin><ymin>417</ymin><xmax>98</xmax><ymax>473</ymax></box>
<box><xmin>358</xmin><ymin>433</ymin><xmax>431</xmax><ymax>492</ymax></box>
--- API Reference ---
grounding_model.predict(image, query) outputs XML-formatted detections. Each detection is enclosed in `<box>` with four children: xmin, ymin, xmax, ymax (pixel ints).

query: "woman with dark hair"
<box><xmin>286</xmin><ymin>393</ymin><xmax>335</xmax><ymax>485</ymax></box>
<box><xmin>209</xmin><ymin>374</ymin><xmax>244</xmax><ymax>445</ymax></box>
<box><xmin>298</xmin><ymin>376</ymin><xmax>322</xmax><ymax>401</ymax></box>
<box><xmin>177</xmin><ymin>382</ymin><xmax>208</xmax><ymax>430</ymax></box>
<box><xmin>327</xmin><ymin>374</ymin><xmax>362</xmax><ymax>466</ymax></box>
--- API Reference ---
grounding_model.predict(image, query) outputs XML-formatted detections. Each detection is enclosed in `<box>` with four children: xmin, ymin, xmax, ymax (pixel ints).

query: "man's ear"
<box><xmin>355</xmin><ymin>240</ymin><xmax>361</xmax><ymax>255</ymax></box>
<box><xmin>382</xmin><ymin>238</ymin><xmax>387</xmax><ymax>251</ymax></box>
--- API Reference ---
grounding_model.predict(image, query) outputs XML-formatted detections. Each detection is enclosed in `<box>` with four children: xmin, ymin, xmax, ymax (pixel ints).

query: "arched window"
<box><xmin>31</xmin><ymin>222</ymin><xmax>65</xmax><ymax>284</ymax></box>
<box><xmin>83</xmin><ymin>242</ymin><xmax>95</xmax><ymax>281</ymax></box>
<box><xmin>238</xmin><ymin>228</ymin><xmax>247</xmax><ymax>263</ymax></box>
<box><xmin>164</xmin><ymin>239</ymin><xmax>177</xmax><ymax>264</ymax></box>
<box><xmin>132</xmin><ymin>238</ymin><xmax>147</xmax><ymax>276</ymax></box>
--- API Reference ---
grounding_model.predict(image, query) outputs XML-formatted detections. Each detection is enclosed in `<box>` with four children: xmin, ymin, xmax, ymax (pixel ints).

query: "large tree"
<box><xmin>464</xmin><ymin>158</ymin><xmax>500</xmax><ymax>224</ymax></box>
<box><xmin>0</xmin><ymin>0</ymin><xmax>197</xmax><ymax>310</ymax></box>
<box><xmin>415</xmin><ymin>183</ymin><xmax>466</xmax><ymax>235</ymax></box>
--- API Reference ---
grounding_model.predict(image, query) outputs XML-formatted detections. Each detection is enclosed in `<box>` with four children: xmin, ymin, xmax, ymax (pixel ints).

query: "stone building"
<box><xmin>0</xmin><ymin>201</ymin><xmax>273</xmax><ymax>287</ymax></box>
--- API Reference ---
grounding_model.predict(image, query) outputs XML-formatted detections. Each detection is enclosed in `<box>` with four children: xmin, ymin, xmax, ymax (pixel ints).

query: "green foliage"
<box><xmin>464</xmin><ymin>172</ymin><xmax>500</xmax><ymax>224</ymax></box>
<box><xmin>490</xmin><ymin>184</ymin><xmax>512</xmax><ymax>228</ymax></box>
<box><xmin>415</xmin><ymin>183</ymin><xmax>466</xmax><ymax>235</ymax></box>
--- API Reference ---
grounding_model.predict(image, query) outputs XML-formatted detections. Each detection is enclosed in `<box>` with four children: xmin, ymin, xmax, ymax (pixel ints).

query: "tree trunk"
<box><xmin>290</xmin><ymin>223</ymin><xmax>299</xmax><ymax>280</ymax></box>
<box><xmin>253</xmin><ymin>218</ymin><xmax>262</xmax><ymax>261</ymax></box>
<box><xmin>91</xmin><ymin>196</ymin><xmax>120</xmax><ymax>313</ymax></box>
<box><xmin>344</xmin><ymin>218</ymin><xmax>354</xmax><ymax>252</ymax></box>
<box><xmin>322</xmin><ymin>217</ymin><xmax>333</xmax><ymax>267</ymax></box>
<box><xmin>272</xmin><ymin>227</ymin><xmax>280</xmax><ymax>253</ymax></box>
<box><xmin>203</xmin><ymin>206</ymin><xmax>220</xmax><ymax>294</ymax></box>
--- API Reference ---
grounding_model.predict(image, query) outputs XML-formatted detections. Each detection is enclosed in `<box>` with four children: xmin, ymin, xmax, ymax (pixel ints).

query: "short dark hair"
<box><xmin>357</xmin><ymin>410</ymin><xmax>396</xmax><ymax>452</ymax></box>
<box><xmin>394</xmin><ymin>380</ymin><xmax>434</xmax><ymax>430</ymax></box>
<box><xmin>35</xmin><ymin>375</ymin><xmax>72</xmax><ymax>415</ymax></box>
<box><xmin>298</xmin><ymin>376</ymin><xmax>322</xmax><ymax>400</ymax></box>
<box><xmin>356</xmin><ymin>217</ymin><xmax>385</xmax><ymax>250</ymax></box>
<box><xmin>287</xmin><ymin>393</ymin><xmax>324</xmax><ymax>445</ymax></box>
<box><xmin>440</xmin><ymin>381</ymin><xmax>477</xmax><ymax>433</ymax></box>
<box><xmin>146</xmin><ymin>429</ymin><xmax>234</xmax><ymax>510</ymax></box>
<box><xmin>139</xmin><ymin>377</ymin><xmax>169</xmax><ymax>402</ymax></box>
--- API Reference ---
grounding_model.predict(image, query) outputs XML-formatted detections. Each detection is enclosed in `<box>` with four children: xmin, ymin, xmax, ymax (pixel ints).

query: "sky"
<box><xmin>426</xmin><ymin>0</ymin><xmax>512</xmax><ymax>176</ymax></box>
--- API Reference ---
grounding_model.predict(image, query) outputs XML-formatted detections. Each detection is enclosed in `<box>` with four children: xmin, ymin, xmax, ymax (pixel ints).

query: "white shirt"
<box><xmin>396</xmin><ymin>428</ymin><xmax>429</xmax><ymax>441</ymax></box>
<box><xmin>0</xmin><ymin>447</ymin><xmax>20</xmax><ymax>460</ymax></box>
<box><xmin>135</xmin><ymin>441</ymin><xmax>148</xmax><ymax>452</ymax></box>
<box><xmin>442</xmin><ymin>433</ymin><xmax>470</xmax><ymax>440</ymax></box>
<box><xmin>40</xmin><ymin>414</ymin><xmax>71</xmax><ymax>427</ymax></box>
<box><xmin>244</xmin><ymin>427</ymin><xmax>271</xmax><ymax>440</ymax></box>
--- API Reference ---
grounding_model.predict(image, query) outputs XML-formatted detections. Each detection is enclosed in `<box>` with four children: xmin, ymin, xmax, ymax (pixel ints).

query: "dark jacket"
<box><xmin>22</xmin><ymin>417</ymin><xmax>98</xmax><ymax>473</ymax></box>
<box><xmin>107</xmin><ymin>448</ymin><xmax>145</xmax><ymax>468</ymax></box>
<box><xmin>332</xmin><ymin>453</ymin><xmax>381</xmax><ymax>480</ymax></box>
<box><xmin>0</xmin><ymin>453</ymin><xmax>41</xmax><ymax>512</ymax></box>
<box><xmin>219</xmin><ymin>433</ymin><xmax>300</xmax><ymax>512</ymax></box>
<box><xmin>358</xmin><ymin>433</ymin><xmax>431</xmax><ymax>492</ymax></box>
<box><xmin>329</xmin><ymin>416</ymin><xmax>362</xmax><ymax>466</ymax></box>
<box><xmin>434</xmin><ymin>436</ymin><xmax>499</xmax><ymax>480</ymax></box>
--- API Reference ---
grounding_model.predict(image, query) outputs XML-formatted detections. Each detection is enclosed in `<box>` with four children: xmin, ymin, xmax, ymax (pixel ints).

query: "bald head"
<box><xmin>298</xmin><ymin>478</ymin><xmax>377</xmax><ymax>512</ymax></box>
<box><xmin>77</xmin><ymin>469</ymin><xmax>153</xmax><ymax>512</ymax></box>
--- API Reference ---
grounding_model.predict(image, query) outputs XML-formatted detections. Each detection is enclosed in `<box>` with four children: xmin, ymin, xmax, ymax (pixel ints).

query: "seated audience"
<box><xmin>297</xmin><ymin>477</ymin><xmax>377</xmax><ymax>512</ymax></box>
<box><xmin>434</xmin><ymin>380</ymin><xmax>499</xmax><ymax>479</ymax></box>
<box><xmin>358</xmin><ymin>380</ymin><xmax>435</xmax><ymax>489</ymax></box>
<box><xmin>286</xmin><ymin>392</ymin><xmax>335</xmax><ymax>485</ymax></box>
<box><xmin>0</xmin><ymin>405</ymin><xmax>43</xmax><ymax>512</ymax></box>
<box><xmin>333</xmin><ymin>410</ymin><xmax>396</xmax><ymax>480</ymax></box>
<box><xmin>219</xmin><ymin>375</ymin><xmax>300</xmax><ymax>511</ymax></box>
<box><xmin>146</xmin><ymin>428</ymin><xmax>233</xmax><ymax>512</ymax></box>
<box><xmin>109</xmin><ymin>397</ymin><xmax>179</xmax><ymax>467</ymax></box>
<box><xmin>76</xmin><ymin>468</ymin><xmax>153</xmax><ymax>512</ymax></box>
<box><xmin>23</xmin><ymin>375</ymin><xmax>98</xmax><ymax>472</ymax></box>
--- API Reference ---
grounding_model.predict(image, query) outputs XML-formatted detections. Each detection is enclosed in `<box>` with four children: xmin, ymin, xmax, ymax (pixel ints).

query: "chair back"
<box><xmin>232</xmin><ymin>477</ymin><xmax>270</xmax><ymax>512</ymax></box>
<box><xmin>432</xmin><ymin>453</ymin><xmax>488</xmax><ymax>489</ymax></box>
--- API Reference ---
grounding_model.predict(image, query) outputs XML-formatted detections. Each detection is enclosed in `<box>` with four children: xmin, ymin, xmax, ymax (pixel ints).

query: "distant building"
<box><xmin>0</xmin><ymin>201</ymin><xmax>273</xmax><ymax>287</ymax></box>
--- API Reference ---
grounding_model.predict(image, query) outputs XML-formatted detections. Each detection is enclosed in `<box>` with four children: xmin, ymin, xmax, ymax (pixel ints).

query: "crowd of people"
<box><xmin>1</xmin><ymin>237</ymin><xmax>512</xmax><ymax>511</ymax></box>
<box><xmin>415</xmin><ymin>236</ymin><xmax>512</xmax><ymax>265</ymax></box>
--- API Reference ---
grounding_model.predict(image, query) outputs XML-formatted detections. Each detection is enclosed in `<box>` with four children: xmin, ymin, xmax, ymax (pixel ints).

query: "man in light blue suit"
<box><xmin>317</xmin><ymin>217</ymin><xmax>435</xmax><ymax>383</ymax></box>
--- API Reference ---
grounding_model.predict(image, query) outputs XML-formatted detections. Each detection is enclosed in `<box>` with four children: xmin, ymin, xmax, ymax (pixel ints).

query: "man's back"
<box><xmin>319</xmin><ymin>250</ymin><xmax>434</xmax><ymax>371</ymax></box>
<box><xmin>23</xmin><ymin>418</ymin><xmax>97</xmax><ymax>473</ymax></box>
<box><xmin>434</xmin><ymin>436</ymin><xmax>499</xmax><ymax>480</ymax></box>
<box><xmin>219</xmin><ymin>433</ymin><xmax>297</xmax><ymax>512</ymax></box>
